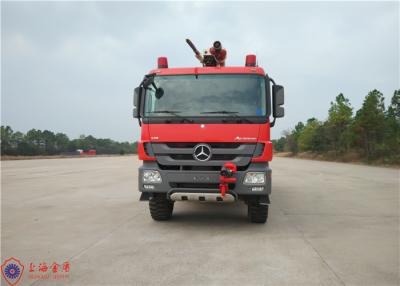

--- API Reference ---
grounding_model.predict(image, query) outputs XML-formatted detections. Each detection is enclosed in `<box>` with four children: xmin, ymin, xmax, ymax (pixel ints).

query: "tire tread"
<box><xmin>248</xmin><ymin>203</ymin><xmax>268</xmax><ymax>223</ymax></box>
<box><xmin>149</xmin><ymin>194</ymin><xmax>174</xmax><ymax>221</ymax></box>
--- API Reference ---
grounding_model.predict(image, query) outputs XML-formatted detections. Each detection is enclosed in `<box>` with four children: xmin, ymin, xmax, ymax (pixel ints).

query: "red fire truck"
<box><xmin>133</xmin><ymin>44</ymin><xmax>284</xmax><ymax>223</ymax></box>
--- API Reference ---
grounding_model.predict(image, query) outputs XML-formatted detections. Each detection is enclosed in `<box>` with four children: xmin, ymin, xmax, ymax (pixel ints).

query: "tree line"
<box><xmin>272</xmin><ymin>89</ymin><xmax>400</xmax><ymax>164</ymax></box>
<box><xmin>0</xmin><ymin>127</ymin><xmax>138</xmax><ymax>156</ymax></box>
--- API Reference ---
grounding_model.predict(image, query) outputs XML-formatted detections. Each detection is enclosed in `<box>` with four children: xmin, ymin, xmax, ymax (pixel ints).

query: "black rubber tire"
<box><xmin>149</xmin><ymin>194</ymin><xmax>174</xmax><ymax>221</ymax></box>
<box><xmin>248</xmin><ymin>203</ymin><xmax>269</xmax><ymax>223</ymax></box>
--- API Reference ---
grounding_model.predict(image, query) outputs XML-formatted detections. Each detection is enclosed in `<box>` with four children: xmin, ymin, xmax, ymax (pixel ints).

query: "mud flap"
<box><xmin>139</xmin><ymin>192</ymin><xmax>152</xmax><ymax>201</ymax></box>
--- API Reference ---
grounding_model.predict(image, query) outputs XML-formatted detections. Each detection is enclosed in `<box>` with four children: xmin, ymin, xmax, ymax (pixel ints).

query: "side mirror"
<box><xmin>272</xmin><ymin>85</ymin><xmax>285</xmax><ymax>118</ymax></box>
<box><xmin>155</xmin><ymin>87</ymin><xmax>164</xmax><ymax>99</ymax></box>
<box><xmin>133</xmin><ymin>87</ymin><xmax>142</xmax><ymax>118</ymax></box>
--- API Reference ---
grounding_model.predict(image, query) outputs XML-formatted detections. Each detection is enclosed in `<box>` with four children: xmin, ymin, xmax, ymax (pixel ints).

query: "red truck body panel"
<box><xmin>138</xmin><ymin>123</ymin><xmax>272</xmax><ymax>162</ymax></box>
<box><xmin>148</xmin><ymin>66</ymin><xmax>266</xmax><ymax>76</ymax></box>
<box><xmin>138</xmin><ymin>65</ymin><xmax>273</xmax><ymax>162</ymax></box>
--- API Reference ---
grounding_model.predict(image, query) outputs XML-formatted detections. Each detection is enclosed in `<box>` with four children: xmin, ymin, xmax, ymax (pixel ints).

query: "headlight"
<box><xmin>244</xmin><ymin>172</ymin><xmax>265</xmax><ymax>185</ymax></box>
<box><xmin>143</xmin><ymin>170</ymin><xmax>162</xmax><ymax>183</ymax></box>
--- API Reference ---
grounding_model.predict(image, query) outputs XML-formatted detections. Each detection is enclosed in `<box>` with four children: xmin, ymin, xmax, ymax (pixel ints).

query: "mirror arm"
<box><xmin>133</xmin><ymin>86</ymin><xmax>143</xmax><ymax>125</ymax></box>
<box><xmin>269</xmin><ymin>77</ymin><xmax>276</xmax><ymax>86</ymax></box>
<box><xmin>135</xmin><ymin>74</ymin><xmax>156</xmax><ymax>124</ymax></box>
<box><xmin>135</xmin><ymin>73</ymin><xmax>157</xmax><ymax>126</ymax></box>
<box><xmin>270</xmin><ymin>118</ymin><xmax>276</xmax><ymax>128</ymax></box>
<box><xmin>141</xmin><ymin>73</ymin><xmax>157</xmax><ymax>88</ymax></box>
<box><xmin>269</xmin><ymin>76</ymin><xmax>277</xmax><ymax>127</ymax></box>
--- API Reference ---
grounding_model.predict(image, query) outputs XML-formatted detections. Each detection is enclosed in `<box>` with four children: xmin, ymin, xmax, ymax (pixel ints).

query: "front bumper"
<box><xmin>138</xmin><ymin>161</ymin><xmax>271</xmax><ymax>198</ymax></box>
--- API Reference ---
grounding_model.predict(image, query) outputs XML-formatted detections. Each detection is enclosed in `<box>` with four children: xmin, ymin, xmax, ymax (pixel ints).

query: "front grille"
<box><xmin>166</xmin><ymin>142</ymin><xmax>197</xmax><ymax>148</ymax></box>
<box><xmin>170</xmin><ymin>154</ymin><xmax>194</xmax><ymax>160</ymax></box>
<box><xmin>152</xmin><ymin>142</ymin><xmax>256</xmax><ymax>168</ymax></box>
<box><xmin>143</xmin><ymin>143</ymin><xmax>153</xmax><ymax>156</ymax></box>
<box><xmin>211</xmin><ymin>154</ymin><xmax>240</xmax><ymax>160</ymax></box>
<box><xmin>158</xmin><ymin>164</ymin><xmax>248</xmax><ymax>171</ymax></box>
<box><xmin>158</xmin><ymin>164</ymin><xmax>180</xmax><ymax>170</ymax></box>
<box><xmin>170</xmin><ymin>154</ymin><xmax>237</xmax><ymax>161</ymax></box>
<box><xmin>166</xmin><ymin>142</ymin><xmax>241</xmax><ymax>149</ymax></box>
<box><xmin>182</xmin><ymin>166</ymin><xmax>221</xmax><ymax>171</ymax></box>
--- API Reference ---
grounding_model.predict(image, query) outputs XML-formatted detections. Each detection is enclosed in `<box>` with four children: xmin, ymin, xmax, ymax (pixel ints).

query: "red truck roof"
<box><xmin>149</xmin><ymin>66</ymin><xmax>266</xmax><ymax>76</ymax></box>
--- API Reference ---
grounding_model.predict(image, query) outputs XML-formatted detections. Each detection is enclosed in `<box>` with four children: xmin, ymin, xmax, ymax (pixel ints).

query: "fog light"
<box><xmin>244</xmin><ymin>172</ymin><xmax>265</xmax><ymax>185</ymax></box>
<box><xmin>144</xmin><ymin>184</ymin><xmax>155</xmax><ymax>190</ymax></box>
<box><xmin>252</xmin><ymin>186</ymin><xmax>264</xmax><ymax>192</ymax></box>
<box><xmin>143</xmin><ymin>170</ymin><xmax>162</xmax><ymax>183</ymax></box>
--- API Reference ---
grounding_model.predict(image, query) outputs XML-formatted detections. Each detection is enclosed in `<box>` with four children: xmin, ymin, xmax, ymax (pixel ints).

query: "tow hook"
<box><xmin>219</xmin><ymin>162</ymin><xmax>237</xmax><ymax>197</ymax></box>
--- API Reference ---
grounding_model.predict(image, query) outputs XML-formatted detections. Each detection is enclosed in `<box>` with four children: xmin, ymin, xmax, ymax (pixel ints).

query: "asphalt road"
<box><xmin>1</xmin><ymin>156</ymin><xmax>399</xmax><ymax>286</ymax></box>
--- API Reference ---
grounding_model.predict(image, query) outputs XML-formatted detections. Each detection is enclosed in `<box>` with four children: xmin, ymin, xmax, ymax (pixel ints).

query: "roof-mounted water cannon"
<box><xmin>157</xmin><ymin>57</ymin><xmax>168</xmax><ymax>68</ymax></box>
<box><xmin>245</xmin><ymin>54</ymin><xmax>256</xmax><ymax>67</ymax></box>
<box><xmin>186</xmin><ymin>39</ymin><xmax>226</xmax><ymax>67</ymax></box>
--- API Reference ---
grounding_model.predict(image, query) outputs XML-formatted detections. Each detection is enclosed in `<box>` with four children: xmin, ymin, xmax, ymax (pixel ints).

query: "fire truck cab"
<box><xmin>133</xmin><ymin>54</ymin><xmax>284</xmax><ymax>223</ymax></box>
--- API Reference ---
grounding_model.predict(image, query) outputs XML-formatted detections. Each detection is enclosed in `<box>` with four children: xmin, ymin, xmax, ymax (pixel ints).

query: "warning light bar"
<box><xmin>157</xmin><ymin>57</ymin><xmax>168</xmax><ymax>68</ymax></box>
<box><xmin>245</xmin><ymin>54</ymin><xmax>256</xmax><ymax>67</ymax></box>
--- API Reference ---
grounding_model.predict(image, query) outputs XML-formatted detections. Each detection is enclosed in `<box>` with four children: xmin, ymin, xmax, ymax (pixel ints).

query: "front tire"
<box><xmin>149</xmin><ymin>193</ymin><xmax>174</xmax><ymax>221</ymax></box>
<box><xmin>248</xmin><ymin>203</ymin><xmax>269</xmax><ymax>223</ymax></box>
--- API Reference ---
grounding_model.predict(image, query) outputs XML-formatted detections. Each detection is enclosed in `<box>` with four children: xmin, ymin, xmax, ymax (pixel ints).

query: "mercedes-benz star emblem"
<box><xmin>193</xmin><ymin>144</ymin><xmax>212</xmax><ymax>162</ymax></box>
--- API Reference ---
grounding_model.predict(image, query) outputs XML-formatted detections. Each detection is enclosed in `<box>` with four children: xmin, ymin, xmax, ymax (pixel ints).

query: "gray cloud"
<box><xmin>1</xmin><ymin>1</ymin><xmax>398</xmax><ymax>141</ymax></box>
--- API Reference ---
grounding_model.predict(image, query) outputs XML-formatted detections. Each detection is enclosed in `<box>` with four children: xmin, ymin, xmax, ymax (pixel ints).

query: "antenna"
<box><xmin>256</xmin><ymin>50</ymin><xmax>259</xmax><ymax>66</ymax></box>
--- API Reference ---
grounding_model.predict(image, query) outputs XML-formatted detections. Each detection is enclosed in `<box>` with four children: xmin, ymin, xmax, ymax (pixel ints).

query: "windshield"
<box><xmin>144</xmin><ymin>74</ymin><xmax>266</xmax><ymax>117</ymax></box>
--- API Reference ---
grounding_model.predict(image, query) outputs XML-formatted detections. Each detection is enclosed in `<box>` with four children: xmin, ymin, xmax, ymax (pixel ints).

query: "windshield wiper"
<box><xmin>148</xmin><ymin>110</ymin><xmax>193</xmax><ymax>123</ymax></box>
<box><xmin>201</xmin><ymin>110</ymin><xmax>252</xmax><ymax>123</ymax></box>
<box><xmin>201</xmin><ymin>111</ymin><xmax>238</xmax><ymax>114</ymax></box>
<box><xmin>149</xmin><ymin>110</ymin><xmax>182</xmax><ymax>115</ymax></box>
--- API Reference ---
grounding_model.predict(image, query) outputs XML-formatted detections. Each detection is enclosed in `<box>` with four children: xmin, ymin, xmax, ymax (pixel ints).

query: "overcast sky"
<box><xmin>1</xmin><ymin>1</ymin><xmax>399</xmax><ymax>142</ymax></box>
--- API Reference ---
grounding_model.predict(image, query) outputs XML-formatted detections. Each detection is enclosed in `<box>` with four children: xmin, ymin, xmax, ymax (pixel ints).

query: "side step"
<box><xmin>170</xmin><ymin>192</ymin><xmax>235</xmax><ymax>203</ymax></box>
